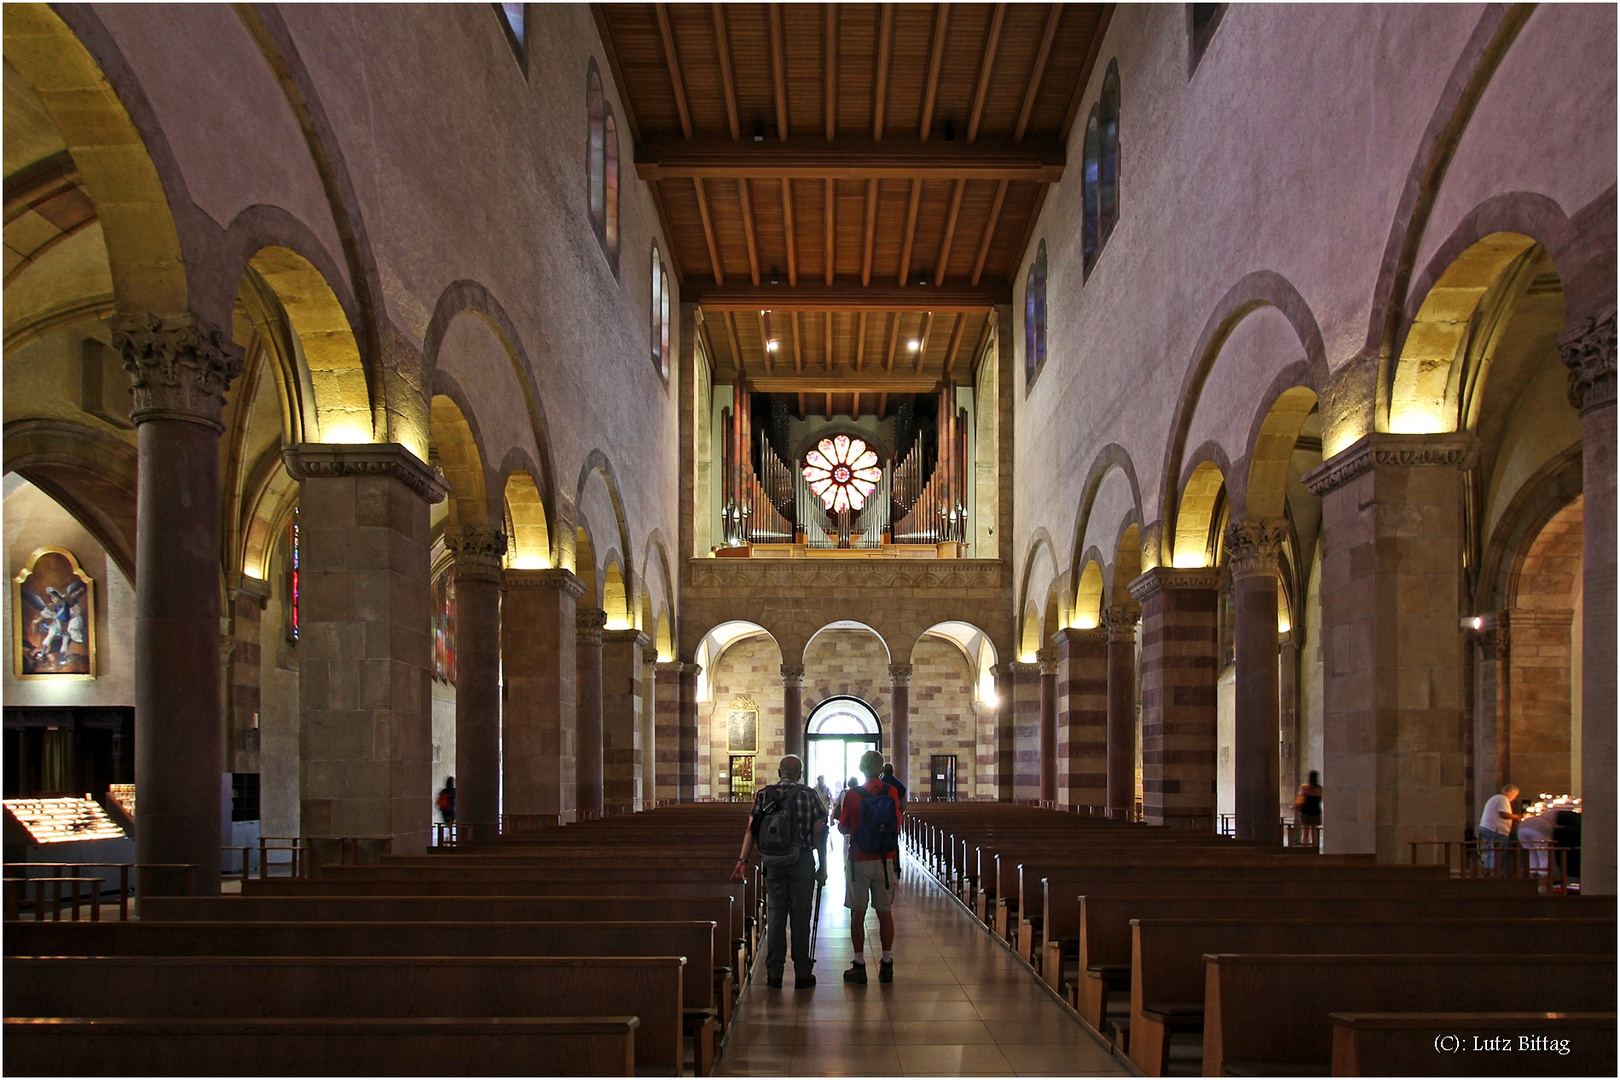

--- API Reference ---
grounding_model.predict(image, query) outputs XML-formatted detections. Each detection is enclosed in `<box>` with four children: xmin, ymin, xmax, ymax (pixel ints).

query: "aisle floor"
<box><xmin>718</xmin><ymin>852</ymin><xmax>1129</xmax><ymax>1076</ymax></box>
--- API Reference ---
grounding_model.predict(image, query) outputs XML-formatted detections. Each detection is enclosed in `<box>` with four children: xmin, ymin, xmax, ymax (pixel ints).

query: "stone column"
<box><xmin>281</xmin><ymin>442</ymin><xmax>446</xmax><ymax>852</ymax></box>
<box><xmin>227</xmin><ymin>581</ymin><xmax>269</xmax><ymax>774</ymax></box>
<box><xmin>1052</xmin><ymin>627</ymin><xmax>1108</xmax><ymax>809</ymax></box>
<box><xmin>678</xmin><ymin>663</ymin><xmax>701</xmax><ymax>801</ymax></box>
<box><xmin>781</xmin><ymin>665</ymin><xmax>806</xmax><ymax>761</ymax></box>
<box><xmin>654</xmin><ymin>662</ymin><xmax>683</xmax><ymax>804</ymax></box>
<box><xmin>1228</xmin><ymin>519</ymin><xmax>1288</xmax><ymax>844</ymax></box>
<box><xmin>640</xmin><ymin>644</ymin><xmax>658</xmax><ymax>807</ymax></box>
<box><xmin>444</xmin><ymin>526</ymin><xmax>505</xmax><ymax>837</ymax></box>
<box><xmin>602</xmin><ymin>629</ymin><xmax>649</xmax><ymax>813</ymax></box>
<box><xmin>501</xmin><ymin>568</ymin><xmax>583</xmax><ymax>824</ymax></box>
<box><xmin>1037</xmin><ymin>649</ymin><xmax>1059</xmax><ymax>802</ymax></box>
<box><xmin>574</xmin><ymin>608</ymin><xmax>606</xmax><ymax>819</ymax></box>
<box><xmin>114</xmin><ymin>314</ymin><xmax>243</xmax><ymax>894</ymax></box>
<box><xmin>1469</xmin><ymin>614</ymin><xmax>1510</xmax><ymax>822</ymax></box>
<box><xmin>1304</xmin><ymin>434</ymin><xmax>1473</xmax><ymax>859</ymax></box>
<box><xmin>888</xmin><ymin>664</ymin><xmax>912</xmax><ymax>785</ymax></box>
<box><xmin>1559</xmin><ymin>308</ymin><xmax>1615</xmax><ymax>895</ymax></box>
<box><xmin>1004</xmin><ymin>661</ymin><xmax>1043</xmax><ymax>801</ymax></box>
<box><xmin>1128</xmin><ymin>567</ymin><xmax>1221</xmax><ymax>828</ymax></box>
<box><xmin>1103</xmin><ymin>605</ymin><xmax>1140</xmax><ymax>818</ymax></box>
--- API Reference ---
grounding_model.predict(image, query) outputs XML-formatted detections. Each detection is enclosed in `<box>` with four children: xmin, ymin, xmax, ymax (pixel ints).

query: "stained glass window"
<box><xmin>802</xmin><ymin>435</ymin><xmax>881</xmax><ymax>513</ymax></box>
<box><xmin>285</xmin><ymin>509</ymin><xmax>300</xmax><ymax>643</ymax></box>
<box><xmin>432</xmin><ymin>568</ymin><xmax>457</xmax><ymax>684</ymax></box>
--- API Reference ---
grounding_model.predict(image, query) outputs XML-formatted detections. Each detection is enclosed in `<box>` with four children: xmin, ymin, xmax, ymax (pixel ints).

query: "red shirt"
<box><xmin>837</xmin><ymin>778</ymin><xmax>903</xmax><ymax>862</ymax></box>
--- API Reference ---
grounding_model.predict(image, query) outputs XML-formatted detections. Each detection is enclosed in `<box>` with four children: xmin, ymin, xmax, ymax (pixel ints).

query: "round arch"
<box><xmin>804</xmin><ymin>695</ymin><xmax>884</xmax><ymax>795</ymax></box>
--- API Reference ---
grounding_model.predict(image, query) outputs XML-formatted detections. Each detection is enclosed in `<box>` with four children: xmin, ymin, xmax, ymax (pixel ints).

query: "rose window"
<box><xmin>802</xmin><ymin>435</ymin><xmax>881</xmax><ymax>512</ymax></box>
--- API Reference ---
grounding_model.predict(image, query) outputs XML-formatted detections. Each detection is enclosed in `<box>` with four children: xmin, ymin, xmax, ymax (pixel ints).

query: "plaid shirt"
<box><xmin>751</xmin><ymin>780</ymin><xmax>828</xmax><ymax>850</ymax></box>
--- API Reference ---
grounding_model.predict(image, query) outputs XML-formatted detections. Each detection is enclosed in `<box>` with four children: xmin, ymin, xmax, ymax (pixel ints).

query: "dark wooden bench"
<box><xmin>7</xmin><ymin>956</ymin><xmax>687</xmax><ymax>1076</ymax></box>
<box><xmin>1128</xmin><ymin>919</ymin><xmax>1615</xmax><ymax>1075</ymax></box>
<box><xmin>1203</xmin><ymin>954</ymin><xmax>1618</xmax><ymax>1076</ymax></box>
<box><xmin>1329</xmin><ymin>1012</ymin><xmax>1617</xmax><ymax>1076</ymax></box>
<box><xmin>4</xmin><ymin>1016</ymin><xmax>639</xmax><ymax>1076</ymax></box>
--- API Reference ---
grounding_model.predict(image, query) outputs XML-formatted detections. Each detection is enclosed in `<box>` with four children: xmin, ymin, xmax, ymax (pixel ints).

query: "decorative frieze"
<box><xmin>283</xmin><ymin>442</ymin><xmax>449</xmax><ymax>503</ymax></box>
<box><xmin>1558</xmin><ymin>307</ymin><xmax>1616</xmax><ymax>414</ymax></box>
<box><xmin>504</xmin><ymin>567</ymin><xmax>586</xmax><ymax>598</ymax></box>
<box><xmin>111</xmin><ymin>312</ymin><xmax>244</xmax><ymax>430</ymax></box>
<box><xmin>1127</xmin><ymin>566</ymin><xmax>1222</xmax><ymax>603</ymax></box>
<box><xmin>1303</xmin><ymin>433</ymin><xmax>1475</xmax><ymax>496</ymax></box>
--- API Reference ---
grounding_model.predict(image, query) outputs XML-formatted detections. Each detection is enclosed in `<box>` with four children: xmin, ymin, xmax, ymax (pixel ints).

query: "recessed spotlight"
<box><xmin>766</xmin><ymin>340</ymin><xmax>780</xmax><ymax>352</ymax></box>
<box><xmin>907</xmin><ymin>340</ymin><xmax>922</xmax><ymax>351</ymax></box>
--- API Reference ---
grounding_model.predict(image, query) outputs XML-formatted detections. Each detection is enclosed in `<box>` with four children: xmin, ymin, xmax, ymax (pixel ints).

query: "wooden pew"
<box><xmin>1203</xmin><ymin>955</ymin><xmax>1618</xmax><ymax>1076</ymax></box>
<box><xmin>4</xmin><ymin>1016</ymin><xmax>640</xmax><ymax>1076</ymax></box>
<box><xmin>1128</xmin><ymin>919</ymin><xmax>1615</xmax><ymax>1075</ymax></box>
<box><xmin>8</xmin><ymin>956</ymin><xmax>686</xmax><ymax>1076</ymax></box>
<box><xmin>1329</xmin><ymin>1012</ymin><xmax>1617</xmax><ymax>1077</ymax></box>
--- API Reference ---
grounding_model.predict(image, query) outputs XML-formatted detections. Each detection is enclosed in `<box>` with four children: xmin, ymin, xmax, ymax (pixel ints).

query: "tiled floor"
<box><xmin>718</xmin><ymin>855</ymin><xmax>1128</xmax><ymax>1077</ymax></box>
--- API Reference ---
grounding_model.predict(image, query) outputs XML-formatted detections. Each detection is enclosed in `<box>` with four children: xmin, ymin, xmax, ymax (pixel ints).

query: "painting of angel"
<box><xmin>13</xmin><ymin>548</ymin><xmax>95</xmax><ymax>679</ymax></box>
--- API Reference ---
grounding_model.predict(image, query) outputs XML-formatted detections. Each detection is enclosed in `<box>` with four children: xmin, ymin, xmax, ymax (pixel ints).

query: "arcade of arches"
<box><xmin>3</xmin><ymin>0</ymin><xmax>1615</xmax><ymax>910</ymax></box>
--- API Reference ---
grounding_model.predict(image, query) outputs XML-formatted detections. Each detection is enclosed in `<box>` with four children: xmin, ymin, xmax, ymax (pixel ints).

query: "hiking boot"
<box><xmin>794</xmin><ymin>974</ymin><xmax>816</xmax><ymax>989</ymax></box>
<box><xmin>878</xmin><ymin>959</ymin><xmax>894</xmax><ymax>983</ymax></box>
<box><xmin>843</xmin><ymin>962</ymin><xmax>868</xmax><ymax>984</ymax></box>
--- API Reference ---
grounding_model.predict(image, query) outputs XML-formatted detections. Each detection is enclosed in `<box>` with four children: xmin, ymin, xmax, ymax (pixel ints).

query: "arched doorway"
<box><xmin>805</xmin><ymin>696</ymin><xmax>883</xmax><ymax>795</ymax></box>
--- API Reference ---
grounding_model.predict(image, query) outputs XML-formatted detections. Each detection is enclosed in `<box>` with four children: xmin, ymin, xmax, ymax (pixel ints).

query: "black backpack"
<box><xmin>754</xmin><ymin>786</ymin><xmax>802</xmax><ymax>868</ymax></box>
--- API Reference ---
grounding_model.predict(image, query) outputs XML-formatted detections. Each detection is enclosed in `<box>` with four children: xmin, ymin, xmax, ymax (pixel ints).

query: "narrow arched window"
<box><xmin>651</xmin><ymin>244</ymin><xmax>671</xmax><ymax>378</ymax></box>
<box><xmin>604</xmin><ymin>108</ymin><xmax>620</xmax><ymax>261</ymax></box>
<box><xmin>1025</xmin><ymin>241</ymin><xmax>1047</xmax><ymax>382</ymax></box>
<box><xmin>588</xmin><ymin>62</ymin><xmax>605</xmax><ymax>232</ymax></box>
<box><xmin>1082</xmin><ymin>109</ymin><xmax>1101</xmax><ymax>272</ymax></box>
<box><xmin>1099</xmin><ymin>63</ymin><xmax>1121</xmax><ymax>248</ymax></box>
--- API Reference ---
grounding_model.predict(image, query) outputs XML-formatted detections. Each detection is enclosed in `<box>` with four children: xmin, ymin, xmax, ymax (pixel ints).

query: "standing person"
<box><xmin>837</xmin><ymin>749</ymin><xmax>902</xmax><ymax>984</ymax></box>
<box><xmin>735</xmin><ymin>755</ymin><xmax>828</xmax><ymax>989</ymax></box>
<box><xmin>1477</xmin><ymin>784</ymin><xmax>1521</xmax><ymax>872</ymax></box>
<box><xmin>436</xmin><ymin>777</ymin><xmax>456</xmax><ymax>825</ymax></box>
<box><xmin>814</xmin><ymin>774</ymin><xmax>834</xmax><ymax>814</ymax></box>
<box><xmin>880</xmin><ymin>761</ymin><xmax>909</xmax><ymax>802</ymax></box>
<box><xmin>1292</xmin><ymin>770</ymin><xmax>1323</xmax><ymax>846</ymax></box>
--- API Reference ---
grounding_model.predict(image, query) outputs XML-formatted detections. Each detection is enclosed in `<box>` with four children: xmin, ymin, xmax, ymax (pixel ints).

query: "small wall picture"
<box><xmin>727</xmin><ymin>697</ymin><xmax>758</xmax><ymax>755</ymax></box>
<box><xmin>13</xmin><ymin>547</ymin><xmax>95</xmax><ymax>679</ymax></box>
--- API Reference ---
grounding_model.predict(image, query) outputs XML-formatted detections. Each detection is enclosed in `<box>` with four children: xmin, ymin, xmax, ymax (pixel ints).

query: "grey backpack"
<box><xmin>755</xmin><ymin>789</ymin><xmax>802</xmax><ymax>868</ymax></box>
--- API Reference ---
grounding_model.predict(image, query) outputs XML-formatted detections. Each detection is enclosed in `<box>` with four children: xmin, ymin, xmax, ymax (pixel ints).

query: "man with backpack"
<box><xmin>734</xmin><ymin>754</ymin><xmax>828</xmax><ymax>989</ymax></box>
<box><xmin>836</xmin><ymin>749</ymin><xmax>903</xmax><ymax>984</ymax></box>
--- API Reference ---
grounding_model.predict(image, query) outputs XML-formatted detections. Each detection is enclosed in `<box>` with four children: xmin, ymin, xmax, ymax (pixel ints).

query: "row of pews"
<box><xmin>5</xmin><ymin>804</ymin><xmax>758</xmax><ymax>1076</ymax></box>
<box><xmin>903</xmin><ymin>802</ymin><xmax>1616</xmax><ymax>1077</ymax></box>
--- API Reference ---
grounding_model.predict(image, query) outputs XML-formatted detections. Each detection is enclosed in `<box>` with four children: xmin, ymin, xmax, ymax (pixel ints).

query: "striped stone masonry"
<box><xmin>501</xmin><ymin>568</ymin><xmax>583</xmax><ymax>823</ymax></box>
<box><xmin>1001</xmin><ymin>661</ymin><xmax>1043</xmax><ymax>802</ymax></box>
<box><xmin>1129</xmin><ymin>567</ymin><xmax>1220</xmax><ymax>828</ymax></box>
<box><xmin>601</xmin><ymin>629</ymin><xmax>648</xmax><ymax>812</ymax></box>
<box><xmin>1052</xmin><ymin>627</ymin><xmax>1108</xmax><ymax>810</ymax></box>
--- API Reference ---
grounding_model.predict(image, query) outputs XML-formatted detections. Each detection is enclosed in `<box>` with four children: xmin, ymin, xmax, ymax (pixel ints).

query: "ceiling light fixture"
<box><xmin>766</xmin><ymin>340</ymin><xmax>780</xmax><ymax>352</ymax></box>
<box><xmin>907</xmin><ymin>340</ymin><xmax>921</xmax><ymax>351</ymax></box>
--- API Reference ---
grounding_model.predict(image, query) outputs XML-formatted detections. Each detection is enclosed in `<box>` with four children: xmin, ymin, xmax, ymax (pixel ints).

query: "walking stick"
<box><xmin>810</xmin><ymin>876</ymin><xmax>823</xmax><ymax>961</ymax></box>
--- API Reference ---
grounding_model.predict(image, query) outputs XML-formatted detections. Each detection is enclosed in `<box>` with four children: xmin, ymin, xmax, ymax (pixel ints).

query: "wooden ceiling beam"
<box><xmin>688</xmin><ymin>279</ymin><xmax>1010</xmax><ymax>312</ymax></box>
<box><xmin>649</xmin><ymin>182</ymin><xmax>685</xmax><ymax>284</ymax></box>
<box><xmin>653</xmin><ymin>4</ymin><xmax>693</xmax><ymax>141</ymax></box>
<box><xmin>855</xmin><ymin>311</ymin><xmax>868</xmax><ymax>371</ymax></box>
<box><xmin>823</xmin><ymin>179</ymin><xmax>835</xmax><ymax>286</ymax></box>
<box><xmin>861</xmin><ymin>180</ymin><xmax>878</xmax><ymax>286</ymax></box>
<box><xmin>872</xmin><ymin>4</ymin><xmax>894</xmax><ymax>141</ymax></box>
<box><xmin>961</xmin><ymin>313</ymin><xmax>993</xmax><ymax>377</ymax></box>
<box><xmin>723</xmin><ymin>311</ymin><xmax>744</xmax><ymax>374</ymax></box>
<box><xmin>825</xmin><ymin>392</ymin><xmax>832</xmax><ymax>418</ymax></box>
<box><xmin>1011</xmin><ymin>182</ymin><xmax>1051</xmax><ymax>283</ymax></box>
<box><xmin>878</xmin><ymin>392</ymin><xmax>889</xmax><ymax>421</ymax></box>
<box><xmin>712</xmin><ymin>4</ymin><xmax>740</xmax><ymax>142</ymax></box>
<box><xmin>897</xmin><ymin>180</ymin><xmax>923</xmax><ymax>286</ymax></box>
<box><xmin>792</xmin><ymin>310</ymin><xmax>804</xmax><ymax>372</ymax></box>
<box><xmin>1015</xmin><ymin>5</ymin><xmax>1065</xmax><ymax>143</ymax></box>
<box><xmin>824</xmin><ymin>311</ymin><xmax>834</xmax><ymax>371</ymax></box>
<box><xmin>590</xmin><ymin>6</ymin><xmax>641</xmax><ymax>142</ymax></box>
<box><xmin>757</xmin><ymin>310</ymin><xmax>773</xmax><ymax>373</ymax></box>
<box><xmin>971</xmin><ymin>179</ymin><xmax>1008</xmax><ymax>287</ymax></box>
<box><xmin>967</xmin><ymin>4</ymin><xmax>1007</xmax><ymax>143</ymax></box>
<box><xmin>1062</xmin><ymin>5</ymin><xmax>1115</xmax><ymax>142</ymax></box>
<box><xmin>781</xmin><ymin>178</ymin><xmax>798</xmax><ymax>286</ymax></box>
<box><xmin>934</xmin><ymin>179</ymin><xmax>964</xmax><ymax>285</ymax></box>
<box><xmin>824</xmin><ymin>5</ymin><xmax>838</xmax><ymax>142</ymax></box>
<box><xmin>913</xmin><ymin>311</ymin><xmax>935</xmax><ymax>373</ymax></box>
<box><xmin>884</xmin><ymin>312</ymin><xmax>900</xmax><ymax>372</ymax></box>
<box><xmin>940</xmin><ymin>312</ymin><xmax>966</xmax><ymax>376</ymax></box>
<box><xmin>918</xmin><ymin>4</ymin><xmax>950</xmax><ymax>141</ymax></box>
<box><xmin>747</xmin><ymin>373</ymin><xmax>944</xmax><ymax>394</ymax></box>
<box><xmin>769</xmin><ymin>3</ymin><xmax>789</xmax><ymax>141</ymax></box>
<box><xmin>694</xmin><ymin>178</ymin><xmax>724</xmax><ymax>284</ymax></box>
<box><xmin>738</xmin><ymin>178</ymin><xmax>761</xmax><ymax>286</ymax></box>
<box><xmin>634</xmin><ymin>135</ymin><xmax>1065</xmax><ymax>182</ymax></box>
<box><xmin>797</xmin><ymin>392</ymin><xmax>806</xmax><ymax>420</ymax></box>
<box><xmin>852</xmin><ymin>391</ymin><xmax>861</xmax><ymax>420</ymax></box>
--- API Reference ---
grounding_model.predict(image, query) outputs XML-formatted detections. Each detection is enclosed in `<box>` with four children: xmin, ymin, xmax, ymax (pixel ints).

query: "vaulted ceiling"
<box><xmin>595</xmin><ymin>3</ymin><xmax>1112</xmax><ymax>413</ymax></box>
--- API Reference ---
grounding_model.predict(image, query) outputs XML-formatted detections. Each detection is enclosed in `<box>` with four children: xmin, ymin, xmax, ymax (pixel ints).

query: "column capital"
<box><xmin>642</xmin><ymin>644</ymin><xmax>661</xmax><ymax>664</ymax></box>
<box><xmin>1302</xmin><ymin>432</ymin><xmax>1475</xmax><ymax>496</ymax></box>
<box><xmin>781</xmin><ymin>664</ymin><xmax>805</xmax><ymax>687</ymax></box>
<box><xmin>603</xmin><ymin>628</ymin><xmax>651</xmax><ymax>650</ymax></box>
<box><xmin>1225</xmin><ymin>519</ymin><xmax>1289</xmax><ymax>579</ymax></box>
<box><xmin>1558</xmin><ymin>306</ymin><xmax>1616</xmax><ymax>414</ymax></box>
<box><xmin>1127</xmin><ymin>565</ymin><xmax>1223</xmax><ymax>603</ymax></box>
<box><xmin>656</xmin><ymin>660</ymin><xmax>699</xmax><ymax>676</ymax></box>
<box><xmin>575</xmin><ymin>607</ymin><xmax>607</xmax><ymax>645</ymax></box>
<box><xmin>444</xmin><ymin>525</ymin><xmax>507</xmax><ymax>582</ymax></box>
<box><xmin>1469</xmin><ymin>611</ymin><xmax>1511</xmax><ymax>659</ymax></box>
<box><xmin>997</xmin><ymin>660</ymin><xmax>1042</xmax><ymax>679</ymax></box>
<box><xmin>1036</xmin><ymin>648</ymin><xmax>1059</xmax><ymax>676</ymax></box>
<box><xmin>1101</xmin><ymin>604</ymin><xmax>1140</xmax><ymax>643</ymax></box>
<box><xmin>1051</xmin><ymin>626</ymin><xmax>1107</xmax><ymax>652</ymax></box>
<box><xmin>888</xmin><ymin>663</ymin><xmax>913</xmax><ymax>685</ymax></box>
<box><xmin>504</xmin><ymin>567</ymin><xmax>585</xmax><ymax>598</ymax></box>
<box><xmin>283</xmin><ymin>442</ymin><xmax>449</xmax><ymax>504</ymax></box>
<box><xmin>111</xmin><ymin>312</ymin><xmax>244</xmax><ymax>430</ymax></box>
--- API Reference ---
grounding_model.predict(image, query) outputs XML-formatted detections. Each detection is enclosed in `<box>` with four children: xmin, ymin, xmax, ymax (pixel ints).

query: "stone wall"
<box><xmin>704</xmin><ymin>635</ymin><xmax>785</xmax><ymax>799</ymax></box>
<box><xmin>907</xmin><ymin>636</ymin><xmax>980</xmax><ymax>801</ymax></box>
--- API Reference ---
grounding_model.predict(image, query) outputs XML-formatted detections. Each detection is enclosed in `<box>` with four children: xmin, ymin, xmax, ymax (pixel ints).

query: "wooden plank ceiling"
<box><xmin>595</xmin><ymin>3</ymin><xmax>1111</xmax><ymax>415</ymax></box>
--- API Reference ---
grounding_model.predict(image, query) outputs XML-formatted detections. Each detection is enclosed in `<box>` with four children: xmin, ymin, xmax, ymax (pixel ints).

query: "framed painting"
<box><xmin>726</xmin><ymin>697</ymin><xmax>758</xmax><ymax>755</ymax></box>
<box><xmin>13</xmin><ymin>547</ymin><xmax>95</xmax><ymax>679</ymax></box>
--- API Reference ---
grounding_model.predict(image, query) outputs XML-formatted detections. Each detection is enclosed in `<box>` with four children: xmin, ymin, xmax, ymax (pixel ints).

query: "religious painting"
<box><xmin>13</xmin><ymin>547</ymin><xmax>95</xmax><ymax>679</ymax></box>
<box><xmin>432</xmin><ymin>567</ymin><xmax>457</xmax><ymax>684</ymax></box>
<box><xmin>726</xmin><ymin>697</ymin><xmax>758</xmax><ymax>755</ymax></box>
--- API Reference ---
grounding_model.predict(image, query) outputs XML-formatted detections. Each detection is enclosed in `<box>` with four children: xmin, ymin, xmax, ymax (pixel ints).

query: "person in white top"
<box><xmin>1477</xmin><ymin>784</ymin><xmax>1521</xmax><ymax>872</ymax></box>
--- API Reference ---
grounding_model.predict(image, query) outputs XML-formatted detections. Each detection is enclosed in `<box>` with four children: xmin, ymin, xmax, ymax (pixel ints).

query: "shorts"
<box><xmin>845</xmin><ymin>856</ymin><xmax>898</xmax><ymax>914</ymax></box>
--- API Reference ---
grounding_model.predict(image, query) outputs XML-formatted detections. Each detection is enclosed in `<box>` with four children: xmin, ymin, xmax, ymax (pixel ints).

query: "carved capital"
<box><xmin>1101</xmin><ymin>604</ymin><xmax>1140</xmax><ymax>643</ymax></box>
<box><xmin>1302</xmin><ymin>433</ymin><xmax>1475</xmax><ymax>496</ymax></box>
<box><xmin>603</xmin><ymin>628</ymin><xmax>650</xmax><ymax>651</ymax></box>
<box><xmin>444</xmin><ymin>525</ymin><xmax>507</xmax><ymax>582</ymax></box>
<box><xmin>1001</xmin><ymin>660</ymin><xmax>1042</xmax><ymax>679</ymax></box>
<box><xmin>888</xmin><ymin>663</ymin><xmax>913</xmax><ymax>686</ymax></box>
<box><xmin>1036</xmin><ymin>648</ymin><xmax>1059</xmax><ymax>676</ymax></box>
<box><xmin>283</xmin><ymin>443</ymin><xmax>449</xmax><ymax>504</ymax></box>
<box><xmin>575</xmin><ymin>607</ymin><xmax>607</xmax><ymax>645</ymax></box>
<box><xmin>780</xmin><ymin>664</ymin><xmax>805</xmax><ymax>688</ymax></box>
<box><xmin>1225</xmin><ymin>519</ymin><xmax>1289</xmax><ymax>579</ymax></box>
<box><xmin>503</xmin><ymin>567</ymin><xmax>585</xmax><ymax>598</ymax></box>
<box><xmin>111</xmin><ymin>312</ymin><xmax>244</xmax><ymax>430</ymax></box>
<box><xmin>642</xmin><ymin>644</ymin><xmax>660</xmax><ymax>665</ymax></box>
<box><xmin>1558</xmin><ymin>307</ymin><xmax>1616</xmax><ymax>414</ymax></box>
<box><xmin>1127</xmin><ymin>566</ymin><xmax>1223</xmax><ymax>603</ymax></box>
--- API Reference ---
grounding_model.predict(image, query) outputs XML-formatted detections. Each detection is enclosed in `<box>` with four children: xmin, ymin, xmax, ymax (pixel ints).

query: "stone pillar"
<box><xmin>444</xmin><ymin>526</ymin><xmax>505</xmax><ymax>836</ymax></box>
<box><xmin>654</xmin><ymin>662</ymin><xmax>683</xmax><ymax>804</ymax></box>
<box><xmin>888</xmin><ymin>664</ymin><xmax>912</xmax><ymax>786</ymax></box>
<box><xmin>574</xmin><ymin>608</ymin><xmax>606</xmax><ymax>818</ymax></box>
<box><xmin>678</xmin><ymin>664</ymin><xmax>701</xmax><ymax>801</ymax></box>
<box><xmin>1469</xmin><ymin>614</ymin><xmax>1510</xmax><ymax>822</ymax></box>
<box><xmin>1128</xmin><ymin>567</ymin><xmax>1221</xmax><ymax>828</ymax></box>
<box><xmin>1278</xmin><ymin>632</ymin><xmax>1299</xmax><ymax>816</ymax></box>
<box><xmin>602</xmin><ymin>629</ymin><xmax>649</xmax><ymax>813</ymax></box>
<box><xmin>1103</xmin><ymin>605</ymin><xmax>1140</xmax><ymax>818</ymax></box>
<box><xmin>1004</xmin><ymin>661</ymin><xmax>1043</xmax><ymax>801</ymax></box>
<box><xmin>1052</xmin><ymin>627</ymin><xmax>1108</xmax><ymax>810</ymax></box>
<box><xmin>1037</xmin><ymin>649</ymin><xmax>1059</xmax><ymax>802</ymax></box>
<box><xmin>640</xmin><ymin>644</ymin><xmax>659</xmax><ymax>807</ymax></box>
<box><xmin>1559</xmin><ymin>308</ymin><xmax>1615</xmax><ymax>895</ymax></box>
<box><xmin>501</xmin><ymin>568</ymin><xmax>583</xmax><ymax>823</ymax></box>
<box><xmin>781</xmin><ymin>665</ymin><xmax>805</xmax><ymax>761</ymax></box>
<box><xmin>227</xmin><ymin>581</ymin><xmax>269</xmax><ymax>774</ymax></box>
<box><xmin>1228</xmin><ymin>519</ymin><xmax>1288</xmax><ymax>845</ymax></box>
<box><xmin>1304</xmin><ymin>434</ymin><xmax>1473</xmax><ymax>859</ymax></box>
<box><xmin>280</xmin><ymin>442</ymin><xmax>445</xmax><ymax>852</ymax></box>
<box><xmin>115</xmin><ymin>314</ymin><xmax>243</xmax><ymax>894</ymax></box>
